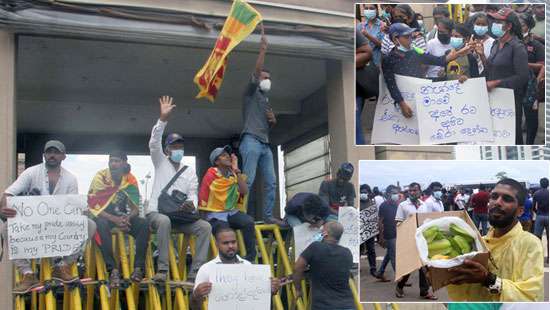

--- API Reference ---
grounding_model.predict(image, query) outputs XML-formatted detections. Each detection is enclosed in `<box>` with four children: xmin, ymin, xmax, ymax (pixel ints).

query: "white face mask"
<box><xmin>259</xmin><ymin>79</ymin><xmax>271</xmax><ymax>92</ymax></box>
<box><xmin>360</xmin><ymin>193</ymin><xmax>369</xmax><ymax>201</ymax></box>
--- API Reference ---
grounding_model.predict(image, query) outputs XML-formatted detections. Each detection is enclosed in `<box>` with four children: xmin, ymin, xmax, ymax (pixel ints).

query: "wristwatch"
<box><xmin>483</xmin><ymin>272</ymin><xmax>502</xmax><ymax>294</ymax></box>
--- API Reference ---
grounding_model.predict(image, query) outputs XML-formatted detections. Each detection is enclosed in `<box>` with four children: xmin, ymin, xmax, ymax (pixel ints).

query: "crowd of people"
<box><xmin>356</xmin><ymin>3</ymin><xmax>545</xmax><ymax>145</ymax></box>
<box><xmin>360</xmin><ymin>177</ymin><xmax>547</xmax><ymax>301</ymax></box>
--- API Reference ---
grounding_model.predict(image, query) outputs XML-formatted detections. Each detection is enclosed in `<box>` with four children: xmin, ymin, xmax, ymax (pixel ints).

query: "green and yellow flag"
<box><xmin>194</xmin><ymin>0</ymin><xmax>262</xmax><ymax>102</ymax></box>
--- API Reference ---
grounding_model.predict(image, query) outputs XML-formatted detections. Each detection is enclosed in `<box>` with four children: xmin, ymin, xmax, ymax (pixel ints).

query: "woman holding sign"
<box><xmin>381</xmin><ymin>23</ymin><xmax>470</xmax><ymax>118</ymax></box>
<box><xmin>484</xmin><ymin>8</ymin><xmax>529</xmax><ymax>144</ymax></box>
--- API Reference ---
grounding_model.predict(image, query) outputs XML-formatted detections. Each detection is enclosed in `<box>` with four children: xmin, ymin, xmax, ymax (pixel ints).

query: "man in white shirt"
<box><xmin>190</xmin><ymin>224</ymin><xmax>280</xmax><ymax>310</ymax></box>
<box><xmin>395</xmin><ymin>182</ymin><xmax>437</xmax><ymax>300</ymax></box>
<box><xmin>146</xmin><ymin>96</ymin><xmax>211</xmax><ymax>281</ymax></box>
<box><xmin>373</xmin><ymin>187</ymin><xmax>385</xmax><ymax>210</ymax></box>
<box><xmin>424</xmin><ymin>182</ymin><xmax>445</xmax><ymax>212</ymax></box>
<box><xmin>455</xmin><ymin>189</ymin><xmax>470</xmax><ymax>211</ymax></box>
<box><xmin>0</xmin><ymin>140</ymin><xmax>97</xmax><ymax>293</ymax></box>
<box><xmin>425</xmin><ymin>18</ymin><xmax>453</xmax><ymax>80</ymax></box>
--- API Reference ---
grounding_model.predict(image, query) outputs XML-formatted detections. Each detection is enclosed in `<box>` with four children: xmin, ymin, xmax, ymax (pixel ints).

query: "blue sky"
<box><xmin>359</xmin><ymin>160</ymin><xmax>549</xmax><ymax>190</ymax></box>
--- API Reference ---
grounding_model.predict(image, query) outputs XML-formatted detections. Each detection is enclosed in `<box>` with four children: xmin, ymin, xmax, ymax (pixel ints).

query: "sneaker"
<box><xmin>13</xmin><ymin>273</ymin><xmax>40</xmax><ymax>294</ymax></box>
<box><xmin>395</xmin><ymin>286</ymin><xmax>405</xmax><ymax>298</ymax></box>
<box><xmin>152</xmin><ymin>270</ymin><xmax>168</xmax><ymax>282</ymax></box>
<box><xmin>109</xmin><ymin>269</ymin><xmax>121</xmax><ymax>288</ymax></box>
<box><xmin>130</xmin><ymin>268</ymin><xmax>144</xmax><ymax>283</ymax></box>
<box><xmin>52</xmin><ymin>265</ymin><xmax>78</xmax><ymax>283</ymax></box>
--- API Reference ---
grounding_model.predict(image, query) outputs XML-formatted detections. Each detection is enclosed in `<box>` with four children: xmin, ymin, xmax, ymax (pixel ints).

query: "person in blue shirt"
<box><xmin>356</xmin><ymin>3</ymin><xmax>386</xmax><ymax>67</ymax></box>
<box><xmin>381</xmin><ymin>23</ymin><xmax>470</xmax><ymax>118</ymax></box>
<box><xmin>519</xmin><ymin>192</ymin><xmax>534</xmax><ymax>232</ymax></box>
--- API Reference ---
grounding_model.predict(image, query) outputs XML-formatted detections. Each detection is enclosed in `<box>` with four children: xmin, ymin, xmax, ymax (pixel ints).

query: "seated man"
<box><xmin>0</xmin><ymin>140</ymin><xmax>97</xmax><ymax>293</ymax></box>
<box><xmin>284</xmin><ymin>192</ymin><xmax>335</xmax><ymax>227</ymax></box>
<box><xmin>447</xmin><ymin>178</ymin><xmax>544</xmax><ymax>301</ymax></box>
<box><xmin>190</xmin><ymin>224</ymin><xmax>280</xmax><ymax>310</ymax></box>
<box><xmin>199</xmin><ymin>146</ymin><xmax>256</xmax><ymax>262</ymax></box>
<box><xmin>293</xmin><ymin>221</ymin><xmax>355</xmax><ymax>310</ymax></box>
<box><xmin>88</xmin><ymin>151</ymin><xmax>149</xmax><ymax>287</ymax></box>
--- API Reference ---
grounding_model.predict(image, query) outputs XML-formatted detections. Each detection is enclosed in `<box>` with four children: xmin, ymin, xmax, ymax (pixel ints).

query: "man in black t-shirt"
<box><xmin>319</xmin><ymin>162</ymin><xmax>356</xmax><ymax>214</ymax></box>
<box><xmin>294</xmin><ymin>221</ymin><xmax>354</xmax><ymax>310</ymax></box>
<box><xmin>375</xmin><ymin>185</ymin><xmax>400</xmax><ymax>282</ymax></box>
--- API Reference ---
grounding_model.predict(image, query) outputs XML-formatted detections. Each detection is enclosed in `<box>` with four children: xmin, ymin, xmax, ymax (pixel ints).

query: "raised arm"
<box><xmin>149</xmin><ymin>96</ymin><xmax>175</xmax><ymax>165</ymax></box>
<box><xmin>254</xmin><ymin>23</ymin><xmax>267</xmax><ymax>79</ymax></box>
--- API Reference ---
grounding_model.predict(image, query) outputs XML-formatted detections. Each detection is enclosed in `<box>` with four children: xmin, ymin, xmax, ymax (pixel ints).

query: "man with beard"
<box><xmin>447</xmin><ymin>178</ymin><xmax>544</xmax><ymax>301</ymax></box>
<box><xmin>395</xmin><ymin>182</ymin><xmax>438</xmax><ymax>300</ymax></box>
<box><xmin>0</xmin><ymin>140</ymin><xmax>97</xmax><ymax>293</ymax></box>
<box><xmin>190</xmin><ymin>225</ymin><xmax>281</xmax><ymax>310</ymax></box>
<box><xmin>319</xmin><ymin>162</ymin><xmax>356</xmax><ymax>215</ymax></box>
<box><xmin>87</xmin><ymin>151</ymin><xmax>149</xmax><ymax>287</ymax></box>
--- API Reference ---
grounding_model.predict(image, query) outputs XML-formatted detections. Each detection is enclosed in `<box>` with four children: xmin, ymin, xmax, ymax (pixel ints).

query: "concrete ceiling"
<box><xmin>16</xmin><ymin>35</ymin><xmax>327</xmax><ymax>138</ymax></box>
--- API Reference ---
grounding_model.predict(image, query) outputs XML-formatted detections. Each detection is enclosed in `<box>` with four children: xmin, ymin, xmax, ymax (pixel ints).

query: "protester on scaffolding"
<box><xmin>484</xmin><ymin>8</ymin><xmax>529</xmax><ymax>144</ymax></box>
<box><xmin>239</xmin><ymin>23</ymin><xmax>285</xmax><ymax>226</ymax></box>
<box><xmin>198</xmin><ymin>145</ymin><xmax>256</xmax><ymax>262</ymax></box>
<box><xmin>87</xmin><ymin>151</ymin><xmax>149</xmax><ymax>287</ymax></box>
<box><xmin>294</xmin><ymin>221</ymin><xmax>355</xmax><ymax>310</ymax></box>
<box><xmin>0</xmin><ymin>140</ymin><xmax>97</xmax><ymax>293</ymax></box>
<box><xmin>147</xmin><ymin>96</ymin><xmax>212</xmax><ymax>282</ymax></box>
<box><xmin>319</xmin><ymin>162</ymin><xmax>356</xmax><ymax>215</ymax></box>
<box><xmin>284</xmin><ymin>192</ymin><xmax>334</xmax><ymax>228</ymax></box>
<box><xmin>447</xmin><ymin>178</ymin><xmax>544</xmax><ymax>301</ymax></box>
<box><xmin>518</xmin><ymin>13</ymin><xmax>544</xmax><ymax>145</ymax></box>
<box><xmin>382</xmin><ymin>22</ymin><xmax>470</xmax><ymax>118</ymax></box>
<box><xmin>395</xmin><ymin>182</ymin><xmax>438</xmax><ymax>300</ymax></box>
<box><xmin>190</xmin><ymin>224</ymin><xmax>281</xmax><ymax>310</ymax></box>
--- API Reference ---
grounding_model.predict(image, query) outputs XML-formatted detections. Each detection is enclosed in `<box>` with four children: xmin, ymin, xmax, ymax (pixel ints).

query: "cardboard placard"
<box><xmin>416</xmin><ymin>78</ymin><xmax>494</xmax><ymax>144</ymax></box>
<box><xmin>371</xmin><ymin>74</ymin><xmax>429</xmax><ymax>145</ymax></box>
<box><xmin>208</xmin><ymin>264</ymin><xmax>271</xmax><ymax>310</ymax></box>
<box><xmin>293</xmin><ymin>223</ymin><xmax>321</xmax><ymax>261</ymax></box>
<box><xmin>338</xmin><ymin>206</ymin><xmax>360</xmax><ymax>263</ymax></box>
<box><xmin>6</xmin><ymin>195</ymin><xmax>88</xmax><ymax>260</ymax></box>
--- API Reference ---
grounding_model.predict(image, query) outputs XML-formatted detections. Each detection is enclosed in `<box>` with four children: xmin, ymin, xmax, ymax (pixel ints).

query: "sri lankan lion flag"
<box><xmin>198</xmin><ymin>167</ymin><xmax>248</xmax><ymax>213</ymax></box>
<box><xmin>194</xmin><ymin>0</ymin><xmax>262</xmax><ymax>102</ymax></box>
<box><xmin>87</xmin><ymin>169</ymin><xmax>140</xmax><ymax>217</ymax></box>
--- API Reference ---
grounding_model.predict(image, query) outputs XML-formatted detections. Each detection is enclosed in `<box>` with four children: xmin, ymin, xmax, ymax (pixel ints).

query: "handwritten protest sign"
<box><xmin>338</xmin><ymin>207</ymin><xmax>359</xmax><ymax>263</ymax></box>
<box><xmin>372</xmin><ymin>75</ymin><xmax>430</xmax><ymax>145</ymax></box>
<box><xmin>416</xmin><ymin>77</ymin><xmax>494</xmax><ymax>144</ymax></box>
<box><xmin>6</xmin><ymin>195</ymin><xmax>88</xmax><ymax>260</ymax></box>
<box><xmin>208</xmin><ymin>264</ymin><xmax>271</xmax><ymax>310</ymax></box>
<box><xmin>293</xmin><ymin>222</ymin><xmax>321</xmax><ymax>261</ymax></box>
<box><xmin>488</xmin><ymin>88</ymin><xmax>516</xmax><ymax>145</ymax></box>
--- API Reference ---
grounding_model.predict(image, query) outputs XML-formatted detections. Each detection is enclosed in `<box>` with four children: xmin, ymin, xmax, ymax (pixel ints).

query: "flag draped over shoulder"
<box><xmin>194</xmin><ymin>0</ymin><xmax>262</xmax><ymax>102</ymax></box>
<box><xmin>198</xmin><ymin>167</ymin><xmax>247</xmax><ymax>213</ymax></box>
<box><xmin>87</xmin><ymin>169</ymin><xmax>140</xmax><ymax>216</ymax></box>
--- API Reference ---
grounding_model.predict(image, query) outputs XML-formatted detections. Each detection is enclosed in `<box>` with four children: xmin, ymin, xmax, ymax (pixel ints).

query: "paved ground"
<box><xmin>360</xmin><ymin>238</ymin><xmax>549</xmax><ymax>302</ymax></box>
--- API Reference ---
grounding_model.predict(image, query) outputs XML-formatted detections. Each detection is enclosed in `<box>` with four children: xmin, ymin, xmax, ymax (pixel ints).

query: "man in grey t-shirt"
<box><xmin>239</xmin><ymin>23</ymin><xmax>284</xmax><ymax>226</ymax></box>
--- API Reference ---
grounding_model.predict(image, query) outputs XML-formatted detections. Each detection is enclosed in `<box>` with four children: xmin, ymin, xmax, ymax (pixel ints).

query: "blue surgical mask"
<box><xmin>433</xmin><ymin>191</ymin><xmax>443</xmax><ymax>200</ymax></box>
<box><xmin>382</xmin><ymin>11</ymin><xmax>391</xmax><ymax>19</ymax></box>
<box><xmin>474</xmin><ymin>25</ymin><xmax>488</xmax><ymax>36</ymax></box>
<box><xmin>364</xmin><ymin>9</ymin><xmax>377</xmax><ymax>20</ymax></box>
<box><xmin>450</xmin><ymin>37</ymin><xmax>464</xmax><ymax>49</ymax></box>
<box><xmin>397</xmin><ymin>44</ymin><xmax>411</xmax><ymax>52</ymax></box>
<box><xmin>312</xmin><ymin>231</ymin><xmax>324</xmax><ymax>242</ymax></box>
<box><xmin>491</xmin><ymin>23</ymin><xmax>505</xmax><ymax>38</ymax></box>
<box><xmin>170</xmin><ymin>149</ymin><xmax>184</xmax><ymax>163</ymax></box>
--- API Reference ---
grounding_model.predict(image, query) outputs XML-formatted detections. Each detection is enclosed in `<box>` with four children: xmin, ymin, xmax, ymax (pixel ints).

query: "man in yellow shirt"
<box><xmin>446</xmin><ymin>178</ymin><xmax>544</xmax><ymax>301</ymax></box>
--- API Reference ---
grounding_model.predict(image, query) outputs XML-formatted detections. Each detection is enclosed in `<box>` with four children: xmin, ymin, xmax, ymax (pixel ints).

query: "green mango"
<box><xmin>453</xmin><ymin>235</ymin><xmax>472</xmax><ymax>254</ymax></box>
<box><xmin>448</xmin><ymin>249</ymin><xmax>460</xmax><ymax>258</ymax></box>
<box><xmin>422</xmin><ymin>226</ymin><xmax>441</xmax><ymax>243</ymax></box>
<box><xmin>449</xmin><ymin>223</ymin><xmax>475</xmax><ymax>243</ymax></box>
<box><xmin>428</xmin><ymin>239</ymin><xmax>452</xmax><ymax>258</ymax></box>
<box><xmin>447</xmin><ymin>236</ymin><xmax>463</xmax><ymax>254</ymax></box>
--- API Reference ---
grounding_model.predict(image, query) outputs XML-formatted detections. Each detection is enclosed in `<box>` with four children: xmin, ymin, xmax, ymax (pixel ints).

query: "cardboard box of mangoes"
<box><xmin>395</xmin><ymin>210</ymin><xmax>489</xmax><ymax>291</ymax></box>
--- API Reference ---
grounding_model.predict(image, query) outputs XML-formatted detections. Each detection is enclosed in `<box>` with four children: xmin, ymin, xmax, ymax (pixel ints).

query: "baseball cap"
<box><xmin>389</xmin><ymin>23</ymin><xmax>415</xmax><ymax>39</ymax></box>
<box><xmin>165</xmin><ymin>133</ymin><xmax>185</xmax><ymax>146</ymax></box>
<box><xmin>209</xmin><ymin>145</ymin><xmax>232</xmax><ymax>166</ymax></box>
<box><xmin>43</xmin><ymin>140</ymin><xmax>66</xmax><ymax>153</ymax></box>
<box><xmin>487</xmin><ymin>8</ymin><xmax>515</xmax><ymax>21</ymax></box>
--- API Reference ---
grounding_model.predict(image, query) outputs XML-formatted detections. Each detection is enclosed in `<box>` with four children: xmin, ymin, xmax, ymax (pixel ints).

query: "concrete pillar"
<box><xmin>0</xmin><ymin>29</ymin><xmax>16</xmax><ymax>309</ymax></box>
<box><xmin>326</xmin><ymin>59</ymin><xmax>375</xmax><ymax>199</ymax></box>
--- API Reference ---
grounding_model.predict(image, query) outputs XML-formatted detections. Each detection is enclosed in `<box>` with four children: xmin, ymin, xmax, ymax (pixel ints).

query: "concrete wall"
<box><xmin>0</xmin><ymin>28</ymin><xmax>16</xmax><ymax>310</ymax></box>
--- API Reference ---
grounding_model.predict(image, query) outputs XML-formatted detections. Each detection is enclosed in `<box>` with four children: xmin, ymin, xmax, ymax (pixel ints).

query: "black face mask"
<box><xmin>392</xmin><ymin>16</ymin><xmax>406</xmax><ymax>24</ymax></box>
<box><xmin>438</xmin><ymin>32</ymin><xmax>451</xmax><ymax>44</ymax></box>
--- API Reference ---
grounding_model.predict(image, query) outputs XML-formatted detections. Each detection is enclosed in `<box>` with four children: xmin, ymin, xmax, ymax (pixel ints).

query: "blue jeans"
<box><xmin>240</xmin><ymin>134</ymin><xmax>276</xmax><ymax>220</ymax></box>
<box><xmin>534</xmin><ymin>215</ymin><xmax>549</xmax><ymax>239</ymax></box>
<box><xmin>473</xmin><ymin>212</ymin><xmax>488</xmax><ymax>236</ymax></box>
<box><xmin>356</xmin><ymin>96</ymin><xmax>365</xmax><ymax>145</ymax></box>
<box><xmin>377</xmin><ymin>238</ymin><xmax>395</xmax><ymax>275</ymax></box>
